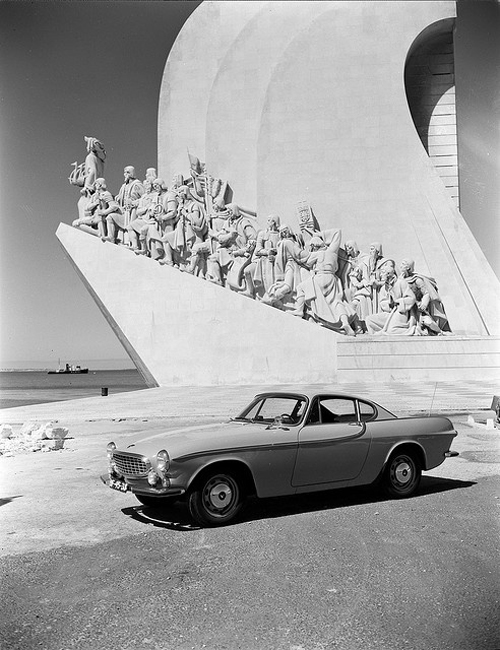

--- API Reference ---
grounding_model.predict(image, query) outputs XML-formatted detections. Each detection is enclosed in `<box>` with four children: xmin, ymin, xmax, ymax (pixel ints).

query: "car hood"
<box><xmin>120</xmin><ymin>420</ymin><xmax>294</xmax><ymax>460</ymax></box>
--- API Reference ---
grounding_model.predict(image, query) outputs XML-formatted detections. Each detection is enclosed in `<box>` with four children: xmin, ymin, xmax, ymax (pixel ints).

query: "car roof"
<box><xmin>254</xmin><ymin>389</ymin><xmax>377</xmax><ymax>403</ymax></box>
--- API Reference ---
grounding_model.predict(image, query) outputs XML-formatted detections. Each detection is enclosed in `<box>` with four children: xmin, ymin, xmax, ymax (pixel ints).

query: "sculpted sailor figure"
<box><xmin>104</xmin><ymin>166</ymin><xmax>145</xmax><ymax>244</ymax></box>
<box><xmin>69</xmin><ymin>136</ymin><xmax>107</xmax><ymax>223</ymax></box>
<box><xmin>403</xmin><ymin>260</ymin><xmax>451</xmax><ymax>335</ymax></box>
<box><xmin>339</xmin><ymin>240</ymin><xmax>369</xmax><ymax>302</ymax></box>
<box><xmin>373</xmin><ymin>258</ymin><xmax>419</xmax><ymax>335</ymax></box>
<box><xmin>291</xmin><ymin>231</ymin><xmax>358</xmax><ymax>336</ymax></box>
<box><xmin>226</xmin><ymin>239</ymin><xmax>258</xmax><ymax>296</ymax></box>
<box><xmin>144</xmin><ymin>167</ymin><xmax>157</xmax><ymax>186</ymax></box>
<box><xmin>188</xmin><ymin>152</ymin><xmax>228</xmax><ymax>214</ymax></box>
<box><xmin>206</xmin><ymin>203</ymin><xmax>258</xmax><ymax>285</ymax></box>
<box><xmin>83</xmin><ymin>137</ymin><xmax>106</xmax><ymax>195</ymax></box>
<box><xmin>364</xmin><ymin>260</ymin><xmax>398</xmax><ymax>334</ymax></box>
<box><xmin>160</xmin><ymin>173</ymin><xmax>184</xmax><ymax>230</ymax></box>
<box><xmin>205</xmin><ymin>198</ymin><xmax>233</xmax><ymax>284</ymax></box>
<box><xmin>185</xmin><ymin>202</ymin><xmax>210</xmax><ymax>277</ymax></box>
<box><xmin>72</xmin><ymin>177</ymin><xmax>118</xmax><ymax>239</ymax></box>
<box><xmin>252</xmin><ymin>215</ymin><xmax>281</xmax><ymax>298</ymax></box>
<box><xmin>366</xmin><ymin>242</ymin><xmax>388</xmax><ymax>313</ymax></box>
<box><xmin>126</xmin><ymin>178</ymin><xmax>157</xmax><ymax>254</ymax></box>
<box><xmin>68</xmin><ymin>136</ymin><xmax>106</xmax><ymax>195</ymax></box>
<box><xmin>261</xmin><ymin>225</ymin><xmax>307</xmax><ymax>311</ymax></box>
<box><xmin>141</xmin><ymin>178</ymin><xmax>171</xmax><ymax>258</ymax></box>
<box><xmin>159</xmin><ymin>185</ymin><xmax>198</xmax><ymax>268</ymax></box>
<box><xmin>225</xmin><ymin>203</ymin><xmax>258</xmax><ymax>247</ymax></box>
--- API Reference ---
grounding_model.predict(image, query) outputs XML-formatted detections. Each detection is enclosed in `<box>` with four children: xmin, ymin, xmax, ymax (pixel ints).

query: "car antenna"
<box><xmin>428</xmin><ymin>382</ymin><xmax>438</xmax><ymax>417</ymax></box>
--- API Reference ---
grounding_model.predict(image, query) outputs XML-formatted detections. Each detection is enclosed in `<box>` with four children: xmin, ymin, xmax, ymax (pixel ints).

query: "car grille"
<box><xmin>113</xmin><ymin>452</ymin><xmax>151</xmax><ymax>477</ymax></box>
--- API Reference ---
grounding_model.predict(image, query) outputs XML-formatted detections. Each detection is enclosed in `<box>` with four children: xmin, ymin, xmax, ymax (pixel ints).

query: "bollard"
<box><xmin>101</xmin><ymin>387</ymin><xmax>109</xmax><ymax>397</ymax></box>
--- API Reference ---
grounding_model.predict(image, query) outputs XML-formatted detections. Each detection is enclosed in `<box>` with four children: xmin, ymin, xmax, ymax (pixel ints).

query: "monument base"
<box><xmin>57</xmin><ymin>223</ymin><xmax>499</xmax><ymax>386</ymax></box>
<box><xmin>337</xmin><ymin>336</ymin><xmax>500</xmax><ymax>382</ymax></box>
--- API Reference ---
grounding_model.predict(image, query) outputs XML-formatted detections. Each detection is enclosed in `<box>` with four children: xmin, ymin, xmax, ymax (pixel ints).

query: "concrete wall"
<box><xmin>158</xmin><ymin>1</ymin><xmax>500</xmax><ymax>337</ymax></box>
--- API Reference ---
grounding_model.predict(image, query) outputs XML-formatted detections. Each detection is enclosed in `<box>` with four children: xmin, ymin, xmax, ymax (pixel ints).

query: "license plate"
<box><xmin>109</xmin><ymin>477</ymin><xmax>129</xmax><ymax>493</ymax></box>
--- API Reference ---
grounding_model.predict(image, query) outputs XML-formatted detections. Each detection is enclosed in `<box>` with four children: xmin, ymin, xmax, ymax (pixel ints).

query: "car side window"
<box><xmin>358</xmin><ymin>400</ymin><xmax>376</xmax><ymax>422</ymax></box>
<box><xmin>307</xmin><ymin>397</ymin><xmax>357</xmax><ymax>424</ymax></box>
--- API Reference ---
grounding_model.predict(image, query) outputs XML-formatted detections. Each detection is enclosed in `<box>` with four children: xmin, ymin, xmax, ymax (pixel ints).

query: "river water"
<box><xmin>0</xmin><ymin>370</ymin><xmax>148</xmax><ymax>409</ymax></box>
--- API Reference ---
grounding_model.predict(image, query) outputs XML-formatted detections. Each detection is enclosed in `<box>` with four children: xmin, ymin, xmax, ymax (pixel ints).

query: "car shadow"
<box><xmin>121</xmin><ymin>475</ymin><xmax>475</xmax><ymax>530</ymax></box>
<box><xmin>0</xmin><ymin>496</ymin><xmax>23</xmax><ymax>508</ymax></box>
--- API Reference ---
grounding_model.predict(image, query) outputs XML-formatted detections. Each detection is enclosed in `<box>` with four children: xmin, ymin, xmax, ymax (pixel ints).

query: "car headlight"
<box><xmin>107</xmin><ymin>441</ymin><xmax>116</xmax><ymax>460</ymax></box>
<box><xmin>148</xmin><ymin>469</ymin><xmax>159</xmax><ymax>486</ymax></box>
<box><xmin>107</xmin><ymin>441</ymin><xmax>120</xmax><ymax>477</ymax></box>
<box><xmin>156</xmin><ymin>449</ymin><xmax>170</xmax><ymax>472</ymax></box>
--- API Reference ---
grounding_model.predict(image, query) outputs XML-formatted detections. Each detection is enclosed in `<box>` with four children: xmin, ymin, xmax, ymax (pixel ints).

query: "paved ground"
<box><xmin>0</xmin><ymin>382</ymin><xmax>499</xmax><ymax>650</ymax></box>
<box><xmin>0</xmin><ymin>379</ymin><xmax>498</xmax><ymax>424</ymax></box>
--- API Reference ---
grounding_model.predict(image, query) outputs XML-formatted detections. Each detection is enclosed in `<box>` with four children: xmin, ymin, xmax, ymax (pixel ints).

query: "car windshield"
<box><xmin>234</xmin><ymin>395</ymin><xmax>307</xmax><ymax>425</ymax></box>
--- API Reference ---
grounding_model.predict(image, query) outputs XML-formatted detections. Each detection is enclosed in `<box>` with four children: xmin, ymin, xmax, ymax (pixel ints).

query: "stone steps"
<box><xmin>337</xmin><ymin>335</ymin><xmax>500</xmax><ymax>382</ymax></box>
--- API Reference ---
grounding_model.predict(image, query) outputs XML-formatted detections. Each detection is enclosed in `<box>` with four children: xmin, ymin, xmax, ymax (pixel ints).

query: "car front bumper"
<box><xmin>100</xmin><ymin>473</ymin><xmax>186</xmax><ymax>498</ymax></box>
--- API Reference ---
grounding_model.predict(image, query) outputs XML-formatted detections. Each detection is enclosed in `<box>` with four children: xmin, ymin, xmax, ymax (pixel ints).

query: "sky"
<box><xmin>0</xmin><ymin>0</ymin><xmax>498</xmax><ymax>370</ymax></box>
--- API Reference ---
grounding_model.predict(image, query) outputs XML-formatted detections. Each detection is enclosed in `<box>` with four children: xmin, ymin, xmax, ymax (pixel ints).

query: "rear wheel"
<box><xmin>188</xmin><ymin>471</ymin><xmax>244</xmax><ymax>526</ymax></box>
<box><xmin>383</xmin><ymin>451</ymin><xmax>421</xmax><ymax>498</ymax></box>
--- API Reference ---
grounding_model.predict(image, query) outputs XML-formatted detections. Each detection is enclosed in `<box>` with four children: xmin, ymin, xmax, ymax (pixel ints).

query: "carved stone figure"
<box><xmin>339</xmin><ymin>240</ymin><xmax>370</xmax><ymax>303</ymax></box>
<box><xmin>159</xmin><ymin>185</ymin><xmax>198</xmax><ymax>267</ymax></box>
<box><xmin>252</xmin><ymin>215</ymin><xmax>281</xmax><ymax>298</ymax></box>
<box><xmin>205</xmin><ymin>203</ymin><xmax>257</xmax><ymax>285</ymax></box>
<box><xmin>226</xmin><ymin>239</ymin><xmax>258</xmax><ymax>296</ymax></box>
<box><xmin>69</xmin><ymin>136</ymin><xmax>106</xmax><ymax>194</ymax></box>
<box><xmin>205</xmin><ymin>198</ymin><xmax>233</xmax><ymax>284</ymax></box>
<box><xmin>366</xmin><ymin>242</ymin><xmax>388</xmax><ymax>312</ymax></box>
<box><xmin>371</xmin><ymin>258</ymin><xmax>419</xmax><ymax>335</ymax></box>
<box><xmin>82</xmin><ymin>137</ymin><xmax>107</xmax><ymax>195</ymax></box>
<box><xmin>185</xmin><ymin>202</ymin><xmax>210</xmax><ymax>277</ymax></box>
<box><xmin>349</xmin><ymin>264</ymin><xmax>373</xmax><ymax>321</ymax></box>
<box><xmin>404</xmin><ymin>261</ymin><xmax>451</xmax><ymax>335</ymax></box>
<box><xmin>72</xmin><ymin>178</ymin><xmax>118</xmax><ymax>239</ymax></box>
<box><xmin>364</xmin><ymin>260</ymin><xmax>398</xmax><ymax>333</ymax></box>
<box><xmin>188</xmin><ymin>152</ymin><xmax>228</xmax><ymax>214</ymax></box>
<box><xmin>261</xmin><ymin>225</ymin><xmax>307</xmax><ymax>311</ymax></box>
<box><xmin>69</xmin><ymin>136</ymin><xmax>107</xmax><ymax>224</ymax></box>
<box><xmin>145</xmin><ymin>178</ymin><xmax>173</xmax><ymax>258</ymax></box>
<box><xmin>126</xmin><ymin>179</ymin><xmax>157</xmax><ymax>253</ymax></box>
<box><xmin>291</xmin><ymin>231</ymin><xmax>358</xmax><ymax>335</ymax></box>
<box><xmin>144</xmin><ymin>167</ymin><xmax>157</xmax><ymax>185</ymax></box>
<box><xmin>104</xmin><ymin>166</ymin><xmax>145</xmax><ymax>244</ymax></box>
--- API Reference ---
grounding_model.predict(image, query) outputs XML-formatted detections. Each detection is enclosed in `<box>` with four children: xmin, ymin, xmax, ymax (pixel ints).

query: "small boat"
<box><xmin>48</xmin><ymin>362</ymin><xmax>89</xmax><ymax>375</ymax></box>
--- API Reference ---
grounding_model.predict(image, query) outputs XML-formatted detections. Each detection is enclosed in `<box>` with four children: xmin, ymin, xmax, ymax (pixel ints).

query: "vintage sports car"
<box><xmin>105</xmin><ymin>390</ymin><xmax>458</xmax><ymax>527</ymax></box>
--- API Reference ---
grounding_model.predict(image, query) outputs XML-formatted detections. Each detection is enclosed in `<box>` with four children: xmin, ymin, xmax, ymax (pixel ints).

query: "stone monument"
<box><xmin>57</xmin><ymin>0</ymin><xmax>500</xmax><ymax>386</ymax></box>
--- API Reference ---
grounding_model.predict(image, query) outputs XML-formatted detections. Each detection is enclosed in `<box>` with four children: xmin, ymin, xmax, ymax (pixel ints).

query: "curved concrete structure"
<box><xmin>158</xmin><ymin>1</ymin><xmax>499</xmax><ymax>336</ymax></box>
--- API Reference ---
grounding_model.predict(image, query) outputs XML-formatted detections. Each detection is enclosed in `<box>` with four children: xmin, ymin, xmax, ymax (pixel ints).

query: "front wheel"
<box><xmin>382</xmin><ymin>452</ymin><xmax>421</xmax><ymax>498</ymax></box>
<box><xmin>188</xmin><ymin>472</ymin><xmax>244</xmax><ymax>527</ymax></box>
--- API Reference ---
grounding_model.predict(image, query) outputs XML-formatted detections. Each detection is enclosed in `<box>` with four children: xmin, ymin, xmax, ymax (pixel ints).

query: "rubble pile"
<box><xmin>0</xmin><ymin>422</ymin><xmax>70</xmax><ymax>457</ymax></box>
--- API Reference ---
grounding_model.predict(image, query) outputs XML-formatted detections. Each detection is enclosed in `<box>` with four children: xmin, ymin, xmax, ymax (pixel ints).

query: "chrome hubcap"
<box><xmin>394</xmin><ymin>461</ymin><xmax>412</xmax><ymax>485</ymax></box>
<box><xmin>208</xmin><ymin>481</ymin><xmax>233</xmax><ymax>511</ymax></box>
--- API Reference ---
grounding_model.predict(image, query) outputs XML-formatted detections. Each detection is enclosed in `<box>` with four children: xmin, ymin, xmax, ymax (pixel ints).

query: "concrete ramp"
<box><xmin>56</xmin><ymin>223</ymin><xmax>341</xmax><ymax>387</ymax></box>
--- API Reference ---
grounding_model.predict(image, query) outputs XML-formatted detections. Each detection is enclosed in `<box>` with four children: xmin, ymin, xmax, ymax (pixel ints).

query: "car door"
<box><xmin>292</xmin><ymin>396</ymin><xmax>371</xmax><ymax>486</ymax></box>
